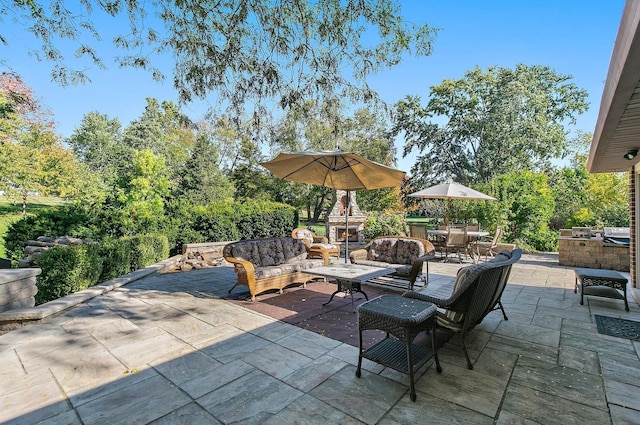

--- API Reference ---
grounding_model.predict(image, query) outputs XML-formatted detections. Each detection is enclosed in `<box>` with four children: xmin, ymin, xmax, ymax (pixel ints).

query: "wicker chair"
<box><xmin>292</xmin><ymin>227</ymin><xmax>340</xmax><ymax>258</ymax></box>
<box><xmin>402</xmin><ymin>248</ymin><xmax>521</xmax><ymax>369</ymax></box>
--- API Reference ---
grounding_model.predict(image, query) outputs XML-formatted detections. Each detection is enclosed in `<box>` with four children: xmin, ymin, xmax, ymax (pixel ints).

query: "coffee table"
<box><xmin>574</xmin><ymin>267</ymin><xmax>629</xmax><ymax>311</ymax></box>
<box><xmin>302</xmin><ymin>263</ymin><xmax>395</xmax><ymax>311</ymax></box>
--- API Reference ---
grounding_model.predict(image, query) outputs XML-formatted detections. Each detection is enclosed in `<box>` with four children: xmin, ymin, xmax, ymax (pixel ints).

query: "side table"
<box><xmin>574</xmin><ymin>267</ymin><xmax>629</xmax><ymax>312</ymax></box>
<box><xmin>355</xmin><ymin>295</ymin><xmax>441</xmax><ymax>401</ymax></box>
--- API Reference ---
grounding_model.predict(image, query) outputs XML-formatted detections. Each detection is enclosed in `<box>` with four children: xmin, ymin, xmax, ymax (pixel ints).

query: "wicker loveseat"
<box><xmin>349</xmin><ymin>236</ymin><xmax>435</xmax><ymax>290</ymax></box>
<box><xmin>223</xmin><ymin>237</ymin><xmax>330</xmax><ymax>301</ymax></box>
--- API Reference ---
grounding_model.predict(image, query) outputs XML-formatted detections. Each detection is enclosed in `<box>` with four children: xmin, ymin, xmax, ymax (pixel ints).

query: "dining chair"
<box><xmin>472</xmin><ymin>226</ymin><xmax>503</xmax><ymax>262</ymax></box>
<box><xmin>444</xmin><ymin>226</ymin><xmax>469</xmax><ymax>263</ymax></box>
<box><xmin>409</xmin><ymin>224</ymin><xmax>427</xmax><ymax>239</ymax></box>
<box><xmin>433</xmin><ymin>224</ymin><xmax>448</xmax><ymax>257</ymax></box>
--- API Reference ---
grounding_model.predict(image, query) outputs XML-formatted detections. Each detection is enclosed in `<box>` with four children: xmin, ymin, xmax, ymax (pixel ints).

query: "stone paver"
<box><xmin>1</xmin><ymin>253</ymin><xmax>639</xmax><ymax>424</ymax></box>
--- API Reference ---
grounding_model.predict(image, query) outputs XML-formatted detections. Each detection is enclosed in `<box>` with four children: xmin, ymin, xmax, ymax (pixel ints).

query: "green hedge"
<box><xmin>8</xmin><ymin>200</ymin><xmax>297</xmax><ymax>258</ymax></box>
<box><xmin>165</xmin><ymin>199</ymin><xmax>297</xmax><ymax>254</ymax></box>
<box><xmin>35</xmin><ymin>243</ymin><xmax>104</xmax><ymax>305</ymax></box>
<box><xmin>35</xmin><ymin>233</ymin><xmax>169</xmax><ymax>305</ymax></box>
<box><xmin>4</xmin><ymin>205</ymin><xmax>102</xmax><ymax>261</ymax></box>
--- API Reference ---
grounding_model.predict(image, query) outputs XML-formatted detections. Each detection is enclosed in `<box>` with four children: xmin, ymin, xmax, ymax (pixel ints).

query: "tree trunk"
<box><xmin>21</xmin><ymin>192</ymin><xmax>27</xmax><ymax>215</ymax></box>
<box><xmin>312</xmin><ymin>192</ymin><xmax>328</xmax><ymax>223</ymax></box>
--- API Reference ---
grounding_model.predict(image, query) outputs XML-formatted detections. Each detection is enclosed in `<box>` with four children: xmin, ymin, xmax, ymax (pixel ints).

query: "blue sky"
<box><xmin>2</xmin><ymin>1</ymin><xmax>626</xmax><ymax>172</ymax></box>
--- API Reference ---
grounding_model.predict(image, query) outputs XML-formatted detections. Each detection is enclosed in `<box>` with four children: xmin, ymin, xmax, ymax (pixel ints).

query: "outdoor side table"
<box><xmin>355</xmin><ymin>295</ymin><xmax>442</xmax><ymax>402</ymax></box>
<box><xmin>574</xmin><ymin>267</ymin><xmax>629</xmax><ymax>312</ymax></box>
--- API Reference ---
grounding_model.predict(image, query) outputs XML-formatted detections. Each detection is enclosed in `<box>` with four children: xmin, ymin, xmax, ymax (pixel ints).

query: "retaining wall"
<box><xmin>0</xmin><ymin>268</ymin><xmax>41</xmax><ymax>312</ymax></box>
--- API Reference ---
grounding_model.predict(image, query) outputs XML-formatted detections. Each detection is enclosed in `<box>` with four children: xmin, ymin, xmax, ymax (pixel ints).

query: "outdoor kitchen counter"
<box><xmin>558</xmin><ymin>235</ymin><xmax>630</xmax><ymax>272</ymax></box>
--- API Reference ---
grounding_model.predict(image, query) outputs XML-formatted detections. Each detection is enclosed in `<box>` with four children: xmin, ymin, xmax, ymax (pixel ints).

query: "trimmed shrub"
<box><xmin>235</xmin><ymin>201</ymin><xmax>297</xmax><ymax>239</ymax></box>
<box><xmin>191</xmin><ymin>200</ymin><xmax>241</xmax><ymax>243</ymax></box>
<box><xmin>363</xmin><ymin>212</ymin><xmax>408</xmax><ymax>239</ymax></box>
<box><xmin>35</xmin><ymin>243</ymin><xmax>103</xmax><ymax>304</ymax></box>
<box><xmin>164</xmin><ymin>199</ymin><xmax>296</xmax><ymax>253</ymax></box>
<box><xmin>101</xmin><ymin>234</ymin><xmax>169</xmax><ymax>277</ymax></box>
<box><xmin>5</xmin><ymin>205</ymin><xmax>102</xmax><ymax>261</ymax></box>
<box><xmin>35</xmin><ymin>234</ymin><xmax>169</xmax><ymax>305</ymax></box>
<box><xmin>98</xmin><ymin>237</ymin><xmax>133</xmax><ymax>282</ymax></box>
<box><xmin>126</xmin><ymin>233</ymin><xmax>170</xmax><ymax>271</ymax></box>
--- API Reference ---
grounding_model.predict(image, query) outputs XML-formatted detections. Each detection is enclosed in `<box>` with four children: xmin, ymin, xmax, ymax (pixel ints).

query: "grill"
<box><xmin>571</xmin><ymin>227</ymin><xmax>591</xmax><ymax>238</ymax></box>
<box><xmin>603</xmin><ymin>227</ymin><xmax>630</xmax><ymax>247</ymax></box>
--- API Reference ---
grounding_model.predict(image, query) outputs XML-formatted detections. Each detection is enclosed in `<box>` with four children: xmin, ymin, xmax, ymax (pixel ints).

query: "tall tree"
<box><xmin>67</xmin><ymin>111</ymin><xmax>124</xmax><ymax>188</ymax></box>
<box><xmin>269</xmin><ymin>102</ymin><xmax>401</xmax><ymax>220</ymax></box>
<box><xmin>123</xmin><ymin>98</ymin><xmax>195</xmax><ymax>181</ymax></box>
<box><xmin>549</xmin><ymin>131</ymin><xmax>629</xmax><ymax>229</ymax></box>
<box><xmin>393</xmin><ymin>65</ymin><xmax>589</xmax><ymax>186</ymax></box>
<box><xmin>113</xmin><ymin>148</ymin><xmax>171</xmax><ymax>235</ymax></box>
<box><xmin>0</xmin><ymin>74</ymin><xmax>78</xmax><ymax>212</ymax></box>
<box><xmin>175</xmin><ymin>131</ymin><xmax>233</xmax><ymax>204</ymax></box>
<box><xmin>2</xmin><ymin>1</ymin><xmax>436</xmax><ymax>121</ymax></box>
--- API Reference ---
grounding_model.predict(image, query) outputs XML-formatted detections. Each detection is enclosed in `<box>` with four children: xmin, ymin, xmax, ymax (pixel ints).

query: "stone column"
<box><xmin>0</xmin><ymin>268</ymin><xmax>41</xmax><ymax>312</ymax></box>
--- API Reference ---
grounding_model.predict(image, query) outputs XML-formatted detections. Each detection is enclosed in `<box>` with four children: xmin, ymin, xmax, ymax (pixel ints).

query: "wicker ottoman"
<box><xmin>574</xmin><ymin>267</ymin><xmax>629</xmax><ymax>312</ymax></box>
<box><xmin>355</xmin><ymin>295</ymin><xmax>441</xmax><ymax>401</ymax></box>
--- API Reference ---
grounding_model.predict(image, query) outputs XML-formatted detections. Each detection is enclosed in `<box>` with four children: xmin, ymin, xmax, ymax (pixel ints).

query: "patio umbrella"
<box><xmin>260</xmin><ymin>150</ymin><xmax>406</xmax><ymax>262</ymax></box>
<box><xmin>408</xmin><ymin>180</ymin><xmax>496</xmax><ymax>226</ymax></box>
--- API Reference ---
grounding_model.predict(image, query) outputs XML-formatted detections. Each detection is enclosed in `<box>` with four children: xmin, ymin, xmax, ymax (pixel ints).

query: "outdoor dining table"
<box><xmin>301</xmin><ymin>263</ymin><xmax>395</xmax><ymax>312</ymax></box>
<box><xmin>426</xmin><ymin>229</ymin><xmax>490</xmax><ymax>239</ymax></box>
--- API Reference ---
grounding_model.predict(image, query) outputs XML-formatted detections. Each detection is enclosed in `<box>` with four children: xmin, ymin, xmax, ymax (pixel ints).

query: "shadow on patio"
<box><xmin>1</xmin><ymin>253</ymin><xmax>639</xmax><ymax>424</ymax></box>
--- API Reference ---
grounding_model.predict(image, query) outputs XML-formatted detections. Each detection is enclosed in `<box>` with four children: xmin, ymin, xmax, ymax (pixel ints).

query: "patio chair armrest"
<box><xmin>405</xmin><ymin>252</ymin><xmax>437</xmax><ymax>286</ymax></box>
<box><xmin>349</xmin><ymin>248</ymin><xmax>368</xmax><ymax>263</ymax></box>
<box><xmin>307</xmin><ymin>247</ymin><xmax>331</xmax><ymax>265</ymax></box>
<box><xmin>402</xmin><ymin>290</ymin><xmax>452</xmax><ymax>308</ymax></box>
<box><xmin>224</xmin><ymin>257</ymin><xmax>256</xmax><ymax>275</ymax></box>
<box><xmin>413</xmin><ymin>252</ymin><xmax>437</xmax><ymax>264</ymax></box>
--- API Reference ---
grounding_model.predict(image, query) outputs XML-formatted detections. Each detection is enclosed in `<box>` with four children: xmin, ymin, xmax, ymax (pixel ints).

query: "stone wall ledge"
<box><xmin>182</xmin><ymin>241</ymin><xmax>231</xmax><ymax>255</ymax></box>
<box><xmin>0</xmin><ymin>254</ymin><xmax>182</xmax><ymax>326</ymax></box>
<box><xmin>0</xmin><ymin>268</ymin><xmax>41</xmax><ymax>285</ymax></box>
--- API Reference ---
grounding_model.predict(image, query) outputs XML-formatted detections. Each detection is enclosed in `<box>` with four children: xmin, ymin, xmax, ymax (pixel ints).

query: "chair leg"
<box><xmin>498</xmin><ymin>300</ymin><xmax>508</xmax><ymax>320</ymax></box>
<box><xmin>461</xmin><ymin>336</ymin><xmax>473</xmax><ymax>370</ymax></box>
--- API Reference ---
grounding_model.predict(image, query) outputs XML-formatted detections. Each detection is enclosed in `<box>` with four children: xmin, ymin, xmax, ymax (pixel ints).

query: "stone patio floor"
<box><xmin>1</xmin><ymin>253</ymin><xmax>640</xmax><ymax>424</ymax></box>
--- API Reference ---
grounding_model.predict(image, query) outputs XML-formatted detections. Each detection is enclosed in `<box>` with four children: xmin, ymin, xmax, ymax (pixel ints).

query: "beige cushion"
<box><xmin>395</xmin><ymin>239</ymin><xmax>425</xmax><ymax>264</ymax></box>
<box><xmin>294</xmin><ymin>229</ymin><xmax>315</xmax><ymax>244</ymax></box>
<box><xmin>367</xmin><ymin>238</ymin><xmax>398</xmax><ymax>263</ymax></box>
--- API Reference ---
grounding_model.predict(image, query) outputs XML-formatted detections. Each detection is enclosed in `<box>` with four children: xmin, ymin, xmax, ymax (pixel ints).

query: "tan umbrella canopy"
<box><xmin>261</xmin><ymin>149</ymin><xmax>406</xmax><ymax>262</ymax></box>
<box><xmin>409</xmin><ymin>180</ymin><xmax>496</xmax><ymax>226</ymax></box>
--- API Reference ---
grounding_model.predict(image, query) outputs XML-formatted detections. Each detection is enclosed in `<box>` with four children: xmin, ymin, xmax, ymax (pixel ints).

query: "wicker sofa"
<box><xmin>223</xmin><ymin>237</ymin><xmax>330</xmax><ymax>301</ymax></box>
<box><xmin>349</xmin><ymin>236</ymin><xmax>435</xmax><ymax>290</ymax></box>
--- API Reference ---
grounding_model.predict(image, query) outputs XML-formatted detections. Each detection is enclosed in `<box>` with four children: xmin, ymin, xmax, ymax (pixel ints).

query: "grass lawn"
<box><xmin>0</xmin><ymin>196</ymin><xmax>66</xmax><ymax>258</ymax></box>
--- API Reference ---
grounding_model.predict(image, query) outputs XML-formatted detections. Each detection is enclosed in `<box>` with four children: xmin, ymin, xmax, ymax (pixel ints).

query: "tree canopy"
<box><xmin>393</xmin><ymin>64</ymin><xmax>589</xmax><ymax>186</ymax></box>
<box><xmin>0</xmin><ymin>74</ymin><xmax>79</xmax><ymax>211</ymax></box>
<box><xmin>2</xmin><ymin>0</ymin><xmax>437</xmax><ymax>121</ymax></box>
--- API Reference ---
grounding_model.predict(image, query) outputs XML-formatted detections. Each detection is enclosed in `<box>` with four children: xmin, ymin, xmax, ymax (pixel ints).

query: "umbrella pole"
<box><xmin>344</xmin><ymin>190</ymin><xmax>350</xmax><ymax>263</ymax></box>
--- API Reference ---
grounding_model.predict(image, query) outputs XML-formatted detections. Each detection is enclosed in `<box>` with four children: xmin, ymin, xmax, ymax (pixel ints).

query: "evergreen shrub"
<box><xmin>35</xmin><ymin>243</ymin><xmax>103</xmax><ymax>304</ymax></box>
<box><xmin>35</xmin><ymin>233</ymin><xmax>168</xmax><ymax>305</ymax></box>
<box><xmin>126</xmin><ymin>233</ymin><xmax>170</xmax><ymax>271</ymax></box>
<box><xmin>98</xmin><ymin>237</ymin><xmax>133</xmax><ymax>281</ymax></box>
<box><xmin>5</xmin><ymin>205</ymin><xmax>101</xmax><ymax>261</ymax></box>
<box><xmin>363</xmin><ymin>212</ymin><xmax>408</xmax><ymax>239</ymax></box>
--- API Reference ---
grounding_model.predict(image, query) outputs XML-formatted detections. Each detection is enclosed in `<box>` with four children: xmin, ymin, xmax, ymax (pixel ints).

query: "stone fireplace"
<box><xmin>326</xmin><ymin>190</ymin><xmax>366</xmax><ymax>243</ymax></box>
